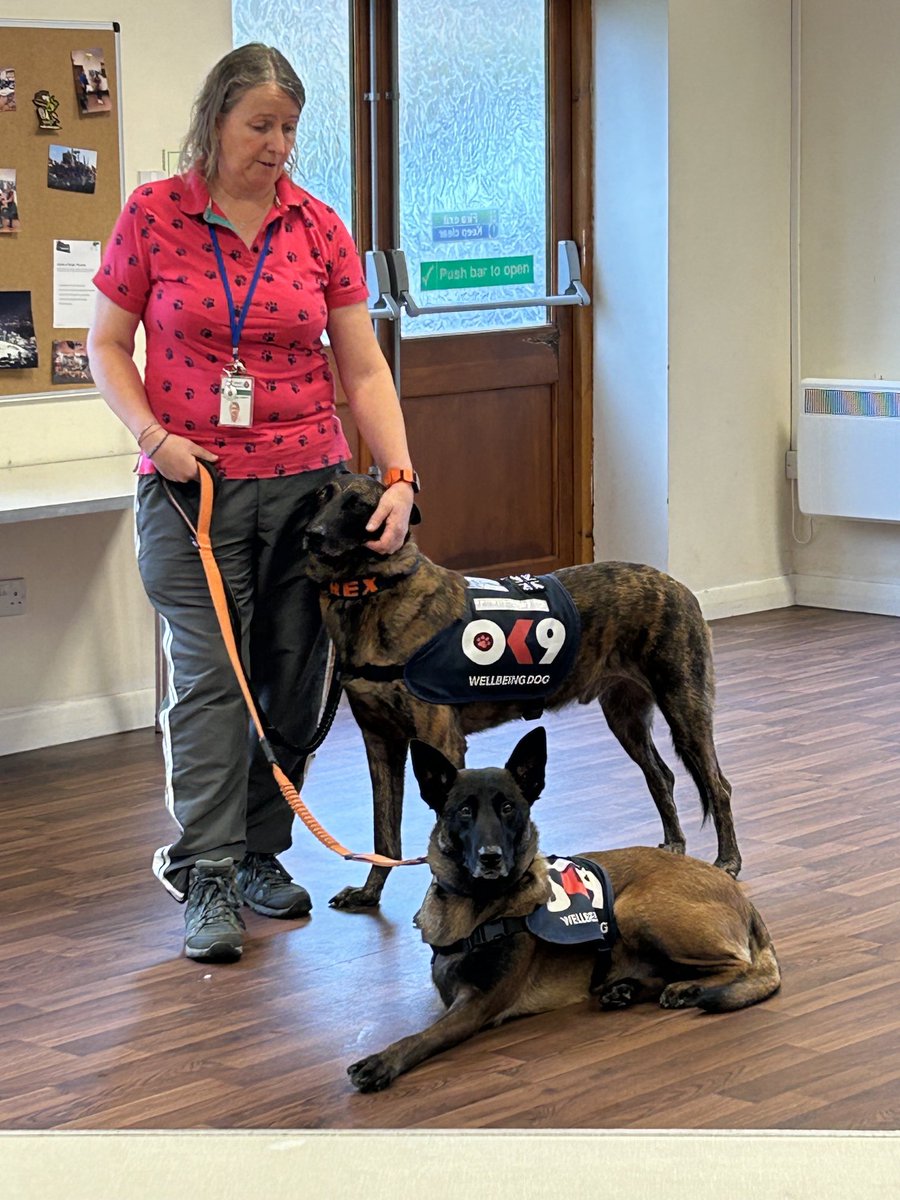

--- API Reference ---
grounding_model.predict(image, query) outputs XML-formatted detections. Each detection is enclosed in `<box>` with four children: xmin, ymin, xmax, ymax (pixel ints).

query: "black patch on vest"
<box><xmin>525</xmin><ymin>855</ymin><xmax>617</xmax><ymax>948</ymax></box>
<box><xmin>404</xmin><ymin>574</ymin><xmax>581</xmax><ymax>705</ymax></box>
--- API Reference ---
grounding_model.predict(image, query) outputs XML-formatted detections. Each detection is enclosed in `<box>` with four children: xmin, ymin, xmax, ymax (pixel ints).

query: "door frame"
<box><xmin>349</xmin><ymin>0</ymin><xmax>594</xmax><ymax>564</ymax></box>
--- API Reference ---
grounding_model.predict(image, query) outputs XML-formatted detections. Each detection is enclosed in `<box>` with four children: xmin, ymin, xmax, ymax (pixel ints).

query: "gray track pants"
<box><xmin>135</xmin><ymin>467</ymin><xmax>338</xmax><ymax>900</ymax></box>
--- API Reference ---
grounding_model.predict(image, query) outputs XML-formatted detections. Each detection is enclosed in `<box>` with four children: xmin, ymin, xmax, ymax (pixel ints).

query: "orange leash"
<box><xmin>191</xmin><ymin>465</ymin><xmax>426</xmax><ymax>868</ymax></box>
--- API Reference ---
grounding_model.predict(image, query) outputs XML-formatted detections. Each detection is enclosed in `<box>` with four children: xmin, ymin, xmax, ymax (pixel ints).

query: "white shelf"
<box><xmin>0</xmin><ymin>455</ymin><xmax>137</xmax><ymax>523</ymax></box>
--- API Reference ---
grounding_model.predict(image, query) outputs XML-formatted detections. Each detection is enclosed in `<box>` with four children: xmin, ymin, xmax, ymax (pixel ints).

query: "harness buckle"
<box><xmin>471</xmin><ymin>917</ymin><xmax>522</xmax><ymax>946</ymax></box>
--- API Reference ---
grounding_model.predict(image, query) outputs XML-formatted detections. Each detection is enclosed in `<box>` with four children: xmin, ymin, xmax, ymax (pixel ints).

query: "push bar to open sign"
<box><xmin>365</xmin><ymin>240</ymin><xmax>590</xmax><ymax>320</ymax></box>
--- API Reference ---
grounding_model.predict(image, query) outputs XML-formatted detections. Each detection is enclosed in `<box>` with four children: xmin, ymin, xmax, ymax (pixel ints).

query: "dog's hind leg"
<box><xmin>660</xmin><ymin>707</ymin><xmax>740</xmax><ymax>877</ymax></box>
<box><xmin>600</xmin><ymin>683</ymin><xmax>686</xmax><ymax>856</ymax></box>
<box><xmin>329</xmin><ymin>730</ymin><xmax>408</xmax><ymax>910</ymax></box>
<box><xmin>593</xmin><ymin>960</ymin><xmax>668</xmax><ymax>1009</ymax></box>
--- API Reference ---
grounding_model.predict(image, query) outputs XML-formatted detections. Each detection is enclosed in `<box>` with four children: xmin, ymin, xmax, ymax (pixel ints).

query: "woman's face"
<box><xmin>215</xmin><ymin>82</ymin><xmax>299</xmax><ymax>196</ymax></box>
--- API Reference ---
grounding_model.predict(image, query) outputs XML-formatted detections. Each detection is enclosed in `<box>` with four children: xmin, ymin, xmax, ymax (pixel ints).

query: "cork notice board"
<box><xmin>0</xmin><ymin>20</ymin><xmax>124</xmax><ymax>402</ymax></box>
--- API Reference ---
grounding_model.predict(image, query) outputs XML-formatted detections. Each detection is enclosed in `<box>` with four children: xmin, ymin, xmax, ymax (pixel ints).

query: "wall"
<box><xmin>592</xmin><ymin>0</ymin><xmax>670</xmax><ymax>571</ymax></box>
<box><xmin>792</xmin><ymin>0</ymin><xmax>900</xmax><ymax>614</ymax></box>
<box><xmin>0</xmin><ymin>0</ymin><xmax>233</xmax><ymax>754</ymax></box>
<box><xmin>667</xmin><ymin>0</ymin><xmax>792</xmax><ymax>616</ymax></box>
<box><xmin>592</xmin><ymin>0</ymin><xmax>793</xmax><ymax>618</ymax></box>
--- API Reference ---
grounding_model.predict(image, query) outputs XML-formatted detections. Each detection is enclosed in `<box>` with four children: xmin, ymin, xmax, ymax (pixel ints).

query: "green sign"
<box><xmin>420</xmin><ymin>255</ymin><xmax>534</xmax><ymax>291</ymax></box>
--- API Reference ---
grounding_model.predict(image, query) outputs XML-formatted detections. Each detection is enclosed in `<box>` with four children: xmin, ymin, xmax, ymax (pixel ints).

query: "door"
<box><xmin>232</xmin><ymin>0</ymin><xmax>594</xmax><ymax>574</ymax></box>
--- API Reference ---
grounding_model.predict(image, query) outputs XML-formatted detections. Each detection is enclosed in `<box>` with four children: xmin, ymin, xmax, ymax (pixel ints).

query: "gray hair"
<box><xmin>179</xmin><ymin>44</ymin><xmax>305</xmax><ymax>181</ymax></box>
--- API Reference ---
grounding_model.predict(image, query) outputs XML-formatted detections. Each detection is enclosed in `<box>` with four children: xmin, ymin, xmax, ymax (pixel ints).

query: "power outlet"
<box><xmin>0</xmin><ymin>578</ymin><xmax>26</xmax><ymax>616</ymax></box>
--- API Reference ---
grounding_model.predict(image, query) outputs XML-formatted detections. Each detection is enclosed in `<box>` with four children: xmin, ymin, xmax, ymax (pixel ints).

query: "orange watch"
<box><xmin>382</xmin><ymin>466</ymin><xmax>420</xmax><ymax>493</ymax></box>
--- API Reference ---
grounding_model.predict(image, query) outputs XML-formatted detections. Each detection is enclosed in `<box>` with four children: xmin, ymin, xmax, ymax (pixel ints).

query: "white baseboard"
<box><xmin>0</xmin><ymin>689</ymin><xmax>156</xmax><ymax>756</ymax></box>
<box><xmin>791</xmin><ymin>573</ymin><xmax>900</xmax><ymax>617</ymax></box>
<box><xmin>695</xmin><ymin>575</ymin><xmax>795</xmax><ymax>621</ymax></box>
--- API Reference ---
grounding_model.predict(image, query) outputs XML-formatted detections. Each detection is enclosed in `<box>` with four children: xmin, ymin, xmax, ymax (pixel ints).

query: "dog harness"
<box><xmin>432</xmin><ymin>855</ymin><xmax>617</xmax><ymax>972</ymax></box>
<box><xmin>403</xmin><ymin>574</ymin><xmax>581</xmax><ymax>705</ymax></box>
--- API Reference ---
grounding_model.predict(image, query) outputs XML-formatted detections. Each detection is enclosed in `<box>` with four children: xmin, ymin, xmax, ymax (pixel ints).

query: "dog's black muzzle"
<box><xmin>466</xmin><ymin>843</ymin><xmax>511</xmax><ymax>881</ymax></box>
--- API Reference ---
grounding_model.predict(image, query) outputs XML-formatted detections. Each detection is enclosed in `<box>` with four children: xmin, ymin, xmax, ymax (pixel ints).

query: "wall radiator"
<box><xmin>797</xmin><ymin>378</ymin><xmax>900</xmax><ymax>520</ymax></box>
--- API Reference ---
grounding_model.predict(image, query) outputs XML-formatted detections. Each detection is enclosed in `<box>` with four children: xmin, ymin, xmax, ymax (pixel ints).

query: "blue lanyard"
<box><xmin>209</xmin><ymin>221</ymin><xmax>275</xmax><ymax>367</ymax></box>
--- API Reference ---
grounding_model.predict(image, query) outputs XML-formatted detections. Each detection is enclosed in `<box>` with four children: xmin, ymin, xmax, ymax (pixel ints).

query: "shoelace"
<box><xmin>192</xmin><ymin>874</ymin><xmax>246</xmax><ymax>930</ymax></box>
<box><xmin>241</xmin><ymin>853</ymin><xmax>292</xmax><ymax>889</ymax></box>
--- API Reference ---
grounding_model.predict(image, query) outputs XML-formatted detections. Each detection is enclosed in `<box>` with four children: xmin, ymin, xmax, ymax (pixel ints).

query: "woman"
<box><xmin>88</xmin><ymin>44</ymin><xmax>417</xmax><ymax>964</ymax></box>
<box><xmin>1</xmin><ymin>188</ymin><xmax>16</xmax><ymax>231</ymax></box>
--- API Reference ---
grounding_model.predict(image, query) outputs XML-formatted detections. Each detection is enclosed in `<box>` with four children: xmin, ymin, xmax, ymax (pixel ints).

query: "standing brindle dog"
<box><xmin>300</xmin><ymin>473</ymin><xmax>739</xmax><ymax>910</ymax></box>
<box><xmin>347</xmin><ymin>728</ymin><xmax>778</xmax><ymax>1092</ymax></box>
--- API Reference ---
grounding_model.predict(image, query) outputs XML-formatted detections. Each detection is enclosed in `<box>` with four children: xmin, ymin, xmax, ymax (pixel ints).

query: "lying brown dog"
<box><xmin>300</xmin><ymin>472</ymin><xmax>739</xmax><ymax>910</ymax></box>
<box><xmin>347</xmin><ymin>728</ymin><xmax>779</xmax><ymax>1092</ymax></box>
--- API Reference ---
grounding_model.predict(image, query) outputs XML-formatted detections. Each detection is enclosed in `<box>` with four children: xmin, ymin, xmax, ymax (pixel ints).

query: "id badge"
<box><xmin>219</xmin><ymin>373</ymin><xmax>254</xmax><ymax>427</ymax></box>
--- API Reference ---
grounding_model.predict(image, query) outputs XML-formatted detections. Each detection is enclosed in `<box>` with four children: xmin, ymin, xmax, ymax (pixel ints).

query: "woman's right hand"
<box><xmin>147</xmin><ymin>431</ymin><xmax>219</xmax><ymax>482</ymax></box>
<box><xmin>87</xmin><ymin>296</ymin><xmax>219</xmax><ymax>484</ymax></box>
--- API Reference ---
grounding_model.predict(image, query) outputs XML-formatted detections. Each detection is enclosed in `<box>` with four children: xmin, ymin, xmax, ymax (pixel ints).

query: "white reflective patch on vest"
<box><xmin>464</xmin><ymin>576</ymin><xmax>509</xmax><ymax>591</ymax></box>
<box><xmin>473</xmin><ymin>597</ymin><xmax>551</xmax><ymax>612</ymax></box>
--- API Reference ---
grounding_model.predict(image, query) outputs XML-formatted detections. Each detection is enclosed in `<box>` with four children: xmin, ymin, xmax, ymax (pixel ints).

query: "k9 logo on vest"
<box><xmin>526</xmin><ymin>855</ymin><xmax>618</xmax><ymax>947</ymax></box>
<box><xmin>403</xmin><ymin>573</ymin><xmax>582</xmax><ymax>706</ymax></box>
<box><xmin>461</xmin><ymin>616</ymin><xmax>567</xmax><ymax>667</ymax></box>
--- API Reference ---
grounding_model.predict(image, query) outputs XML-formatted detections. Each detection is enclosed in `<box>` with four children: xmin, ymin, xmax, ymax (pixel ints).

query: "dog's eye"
<box><xmin>457</xmin><ymin>803</ymin><xmax>473</xmax><ymax>819</ymax></box>
<box><xmin>501</xmin><ymin>801</ymin><xmax>514</xmax><ymax>815</ymax></box>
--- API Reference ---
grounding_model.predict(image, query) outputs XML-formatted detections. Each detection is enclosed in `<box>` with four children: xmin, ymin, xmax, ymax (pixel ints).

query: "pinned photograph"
<box><xmin>48</xmin><ymin>144</ymin><xmax>97</xmax><ymax>195</ymax></box>
<box><xmin>71</xmin><ymin>48</ymin><xmax>111</xmax><ymax>115</ymax></box>
<box><xmin>0</xmin><ymin>292</ymin><xmax>39</xmax><ymax>370</ymax></box>
<box><xmin>51</xmin><ymin>339</ymin><xmax>93</xmax><ymax>384</ymax></box>
<box><xmin>33</xmin><ymin>89</ymin><xmax>61</xmax><ymax>130</ymax></box>
<box><xmin>0</xmin><ymin>68</ymin><xmax>15</xmax><ymax>114</ymax></box>
<box><xmin>0</xmin><ymin>169</ymin><xmax>19</xmax><ymax>233</ymax></box>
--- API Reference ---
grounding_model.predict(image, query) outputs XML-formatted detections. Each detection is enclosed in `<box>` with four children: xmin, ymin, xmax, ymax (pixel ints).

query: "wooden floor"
<box><xmin>1</xmin><ymin>605</ymin><xmax>899</xmax><ymax>1131</ymax></box>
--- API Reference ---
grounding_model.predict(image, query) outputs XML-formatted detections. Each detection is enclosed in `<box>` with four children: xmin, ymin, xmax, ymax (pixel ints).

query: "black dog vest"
<box><xmin>404</xmin><ymin>573</ymin><xmax>581</xmax><ymax>705</ymax></box>
<box><xmin>526</xmin><ymin>855</ymin><xmax>617</xmax><ymax>947</ymax></box>
<box><xmin>432</xmin><ymin>855</ymin><xmax>617</xmax><ymax>962</ymax></box>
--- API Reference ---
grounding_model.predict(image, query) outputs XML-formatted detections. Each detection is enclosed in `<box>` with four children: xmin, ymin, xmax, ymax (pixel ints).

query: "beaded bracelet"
<box><xmin>146</xmin><ymin>431</ymin><xmax>170</xmax><ymax>459</ymax></box>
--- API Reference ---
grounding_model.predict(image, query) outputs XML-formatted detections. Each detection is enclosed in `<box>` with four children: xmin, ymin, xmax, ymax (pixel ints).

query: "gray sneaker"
<box><xmin>236</xmin><ymin>853</ymin><xmax>312</xmax><ymax>919</ymax></box>
<box><xmin>184</xmin><ymin>858</ymin><xmax>245</xmax><ymax>962</ymax></box>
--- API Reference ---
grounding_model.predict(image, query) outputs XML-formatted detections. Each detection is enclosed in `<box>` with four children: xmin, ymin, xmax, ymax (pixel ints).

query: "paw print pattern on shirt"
<box><xmin>94</xmin><ymin>175</ymin><xmax>368</xmax><ymax>477</ymax></box>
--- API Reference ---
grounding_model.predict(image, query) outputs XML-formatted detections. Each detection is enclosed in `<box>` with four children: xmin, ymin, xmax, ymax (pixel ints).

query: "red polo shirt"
<box><xmin>93</xmin><ymin>172</ymin><xmax>369</xmax><ymax>478</ymax></box>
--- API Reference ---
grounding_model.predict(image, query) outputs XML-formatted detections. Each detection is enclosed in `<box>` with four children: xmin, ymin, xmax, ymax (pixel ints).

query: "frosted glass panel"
<box><xmin>398</xmin><ymin>0</ymin><xmax>547</xmax><ymax>337</ymax></box>
<box><xmin>231</xmin><ymin>2</ymin><xmax>353</xmax><ymax>226</ymax></box>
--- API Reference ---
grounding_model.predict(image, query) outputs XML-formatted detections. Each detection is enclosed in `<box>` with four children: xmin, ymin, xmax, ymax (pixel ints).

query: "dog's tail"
<box><xmin>694</xmin><ymin>906</ymin><xmax>781</xmax><ymax>1012</ymax></box>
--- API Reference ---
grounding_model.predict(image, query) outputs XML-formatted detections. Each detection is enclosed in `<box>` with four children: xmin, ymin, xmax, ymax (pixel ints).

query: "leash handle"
<box><xmin>193</xmin><ymin>465</ymin><xmax>426</xmax><ymax>869</ymax></box>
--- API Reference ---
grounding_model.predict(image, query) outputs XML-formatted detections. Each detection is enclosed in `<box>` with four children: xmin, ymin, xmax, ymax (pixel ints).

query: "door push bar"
<box><xmin>365</xmin><ymin>240</ymin><xmax>590</xmax><ymax>320</ymax></box>
<box><xmin>365</xmin><ymin>250</ymin><xmax>402</xmax><ymax>320</ymax></box>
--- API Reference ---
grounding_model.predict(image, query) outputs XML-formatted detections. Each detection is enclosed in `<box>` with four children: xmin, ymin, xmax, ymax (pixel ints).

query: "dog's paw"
<box><xmin>330</xmin><ymin>884</ymin><xmax>382</xmax><ymax>910</ymax></box>
<box><xmin>659</xmin><ymin>981</ymin><xmax>704</xmax><ymax>1009</ymax></box>
<box><xmin>714</xmin><ymin>855</ymin><xmax>742</xmax><ymax>879</ymax></box>
<box><xmin>599</xmin><ymin>980</ymin><xmax>637</xmax><ymax>1010</ymax></box>
<box><xmin>348</xmin><ymin>1052</ymin><xmax>398</xmax><ymax>1093</ymax></box>
<box><xmin>658</xmin><ymin>839</ymin><xmax>686</xmax><ymax>856</ymax></box>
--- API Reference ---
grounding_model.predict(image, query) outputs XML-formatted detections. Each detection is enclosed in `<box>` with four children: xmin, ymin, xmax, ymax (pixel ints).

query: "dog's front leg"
<box><xmin>347</xmin><ymin>986</ymin><xmax>502</xmax><ymax>1092</ymax></box>
<box><xmin>329</xmin><ymin>729</ymin><xmax>407</xmax><ymax>910</ymax></box>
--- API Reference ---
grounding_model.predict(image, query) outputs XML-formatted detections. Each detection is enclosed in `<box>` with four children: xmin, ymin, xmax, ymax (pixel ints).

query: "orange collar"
<box><xmin>323</xmin><ymin>560</ymin><xmax>422</xmax><ymax>601</ymax></box>
<box><xmin>327</xmin><ymin>576</ymin><xmax>381</xmax><ymax>599</ymax></box>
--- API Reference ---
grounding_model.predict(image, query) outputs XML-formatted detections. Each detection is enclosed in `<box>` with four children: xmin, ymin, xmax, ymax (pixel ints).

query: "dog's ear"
<box><xmin>504</xmin><ymin>726</ymin><xmax>547</xmax><ymax>805</ymax></box>
<box><xmin>295</xmin><ymin>484</ymin><xmax>329</xmax><ymax>528</ymax></box>
<box><xmin>409</xmin><ymin>739</ymin><xmax>458</xmax><ymax>812</ymax></box>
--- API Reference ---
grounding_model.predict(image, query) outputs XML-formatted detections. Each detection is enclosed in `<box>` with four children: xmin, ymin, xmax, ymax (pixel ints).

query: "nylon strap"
<box><xmin>193</xmin><ymin>464</ymin><xmax>426</xmax><ymax>868</ymax></box>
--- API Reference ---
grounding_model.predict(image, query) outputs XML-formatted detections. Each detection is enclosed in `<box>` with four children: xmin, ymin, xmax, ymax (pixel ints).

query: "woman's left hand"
<box><xmin>364</xmin><ymin>483</ymin><xmax>415</xmax><ymax>554</ymax></box>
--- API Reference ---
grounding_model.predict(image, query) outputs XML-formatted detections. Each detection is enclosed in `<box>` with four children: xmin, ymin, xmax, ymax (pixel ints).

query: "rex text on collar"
<box><xmin>325</xmin><ymin>567</ymin><xmax>420</xmax><ymax>600</ymax></box>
